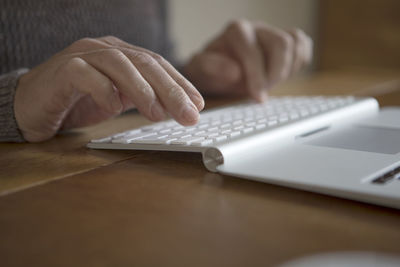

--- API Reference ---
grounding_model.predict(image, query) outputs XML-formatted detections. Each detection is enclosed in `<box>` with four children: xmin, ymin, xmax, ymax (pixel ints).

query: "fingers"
<box><xmin>64</xmin><ymin>37</ymin><xmax>204</xmax><ymax>125</ymax></box>
<box><xmin>125</xmin><ymin>50</ymin><xmax>200</xmax><ymax>125</ymax></box>
<box><xmin>69</xmin><ymin>48</ymin><xmax>200</xmax><ymax>125</ymax></box>
<box><xmin>184</xmin><ymin>51</ymin><xmax>242</xmax><ymax>95</ymax></box>
<box><xmin>97</xmin><ymin>36</ymin><xmax>205</xmax><ymax>112</ymax></box>
<box><xmin>223</xmin><ymin>20</ymin><xmax>268</xmax><ymax>102</ymax></box>
<box><xmin>57</xmin><ymin>57</ymin><xmax>122</xmax><ymax>115</ymax></box>
<box><xmin>74</xmin><ymin>49</ymin><xmax>167</xmax><ymax>122</ymax></box>
<box><xmin>255</xmin><ymin>23</ymin><xmax>313</xmax><ymax>87</ymax></box>
<box><xmin>287</xmin><ymin>28</ymin><xmax>313</xmax><ymax>75</ymax></box>
<box><xmin>255</xmin><ymin>23</ymin><xmax>294</xmax><ymax>88</ymax></box>
<box><xmin>150</xmin><ymin>53</ymin><xmax>205</xmax><ymax>112</ymax></box>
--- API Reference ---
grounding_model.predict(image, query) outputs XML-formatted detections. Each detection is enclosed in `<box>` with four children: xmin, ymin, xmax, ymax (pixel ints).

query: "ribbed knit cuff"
<box><xmin>0</xmin><ymin>69</ymin><xmax>29</xmax><ymax>142</ymax></box>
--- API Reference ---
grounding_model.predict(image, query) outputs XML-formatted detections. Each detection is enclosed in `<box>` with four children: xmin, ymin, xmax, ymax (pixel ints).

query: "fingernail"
<box><xmin>151</xmin><ymin>102</ymin><xmax>166</xmax><ymax>121</ymax></box>
<box><xmin>181</xmin><ymin>103</ymin><xmax>199</xmax><ymax>124</ymax></box>
<box><xmin>110</xmin><ymin>94</ymin><xmax>122</xmax><ymax>113</ymax></box>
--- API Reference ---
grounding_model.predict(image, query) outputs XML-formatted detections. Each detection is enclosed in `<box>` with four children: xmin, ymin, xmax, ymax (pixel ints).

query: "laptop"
<box><xmin>87</xmin><ymin>96</ymin><xmax>400</xmax><ymax>209</ymax></box>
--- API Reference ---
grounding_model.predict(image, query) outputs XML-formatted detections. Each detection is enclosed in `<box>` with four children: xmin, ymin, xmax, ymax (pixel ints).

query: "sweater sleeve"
<box><xmin>0</xmin><ymin>69</ymin><xmax>29</xmax><ymax>142</ymax></box>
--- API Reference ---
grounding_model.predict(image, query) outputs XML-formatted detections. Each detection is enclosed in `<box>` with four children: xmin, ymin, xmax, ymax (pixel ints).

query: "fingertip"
<box><xmin>253</xmin><ymin>90</ymin><xmax>268</xmax><ymax>103</ymax></box>
<box><xmin>260</xmin><ymin>90</ymin><xmax>269</xmax><ymax>102</ymax></box>
<box><xmin>180</xmin><ymin>103</ymin><xmax>200</xmax><ymax>126</ymax></box>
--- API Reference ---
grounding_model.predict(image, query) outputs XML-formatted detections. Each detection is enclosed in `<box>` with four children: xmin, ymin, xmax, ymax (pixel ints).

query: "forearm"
<box><xmin>0</xmin><ymin>69</ymin><xmax>29</xmax><ymax>142</ymax></box>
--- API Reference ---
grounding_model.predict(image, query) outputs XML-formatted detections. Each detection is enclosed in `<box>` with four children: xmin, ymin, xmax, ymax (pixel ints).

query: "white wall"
<box><xmin>169</xmin><ymin>0</ymin><xmax>318</xmax><ymax>62</ymax></box>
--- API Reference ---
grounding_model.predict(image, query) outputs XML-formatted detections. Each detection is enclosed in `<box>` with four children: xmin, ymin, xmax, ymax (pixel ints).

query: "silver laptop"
<box><xmin>88</xmin><ymin>96</ymin><xmax>400</xmax><ymax>209</ymax></box>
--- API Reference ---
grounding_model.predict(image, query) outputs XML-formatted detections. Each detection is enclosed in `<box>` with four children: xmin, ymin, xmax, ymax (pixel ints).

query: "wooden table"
<box><xmin>1</xmin><ymin>68</ymin><xmax>400</xmax><ymax>266</ymax></box>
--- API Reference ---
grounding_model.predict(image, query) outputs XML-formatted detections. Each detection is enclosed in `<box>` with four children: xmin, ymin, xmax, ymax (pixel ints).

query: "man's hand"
<box><xmin>184</xmin><ymin>20</ymin><xmax>313</xmax><ymax>101</ymax></box>
<box><xmin>14</xmin><ymin>36</ymin><xmax>204</xmax><ymax>142</ymax></box>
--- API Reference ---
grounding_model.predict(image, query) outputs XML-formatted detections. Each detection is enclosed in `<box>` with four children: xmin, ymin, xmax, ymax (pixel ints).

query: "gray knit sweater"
<box><xmin>0</xmin><ymin>0</ymin><xmax>174</xmax><ymax>142</ymax></box>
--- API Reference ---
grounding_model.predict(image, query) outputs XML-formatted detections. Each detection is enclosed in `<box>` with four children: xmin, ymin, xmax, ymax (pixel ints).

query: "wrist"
<box><xmin>0</xmin><ymin>68</ymin><xmax>29</xmax><ymax>142</ymax></box>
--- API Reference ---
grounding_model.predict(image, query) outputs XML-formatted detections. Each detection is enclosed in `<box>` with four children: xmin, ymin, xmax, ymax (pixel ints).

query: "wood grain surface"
<box><xmin>1</xmin><ymin>69</ymin><xmax>400</xmax><ymax>267</ymax></box>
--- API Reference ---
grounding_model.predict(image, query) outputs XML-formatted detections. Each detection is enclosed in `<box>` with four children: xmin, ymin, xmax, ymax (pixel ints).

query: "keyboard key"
<box><xmin>171</xmin><ymin>136</ymin><xmax>205</xmax><ymax>145</ymax></box>
<box><xmin>123</xmin><ymin>130</ymin><xmax>150</xmax><ymax>139</ymax></box>
<box><xmin>171</xmin><ymin>130</ymin><xmax>184</xmax><ymax>136</ymax></box>
<box><xmin>211</xmin><ymin>120</ymin><xmax>221</xmax><ymax>126</ymax></box>
<box><xmin>214</xmin><ymin>135</ymin><xmax>228</xmax><ymax>142</ymax></box>
<box><xmin>279</xmin><ymin>117</ymin><xmax>289</xmax><ymax>123</ymax></box>
<box><xmin>112</xmin><ymin>132</ymin><xmax>157</xmax><ymax>143</ymax></box>
<box><xmin>242</xmin><ymin>127</ymin><xmax>254</xmax><ymax>134</ymax></box>
<box><xmin>159</xmin><ymin>128</ymin><xmax>172</xmax><ymax>134</ymax></box>
<box><xmin>164</xmin><ymin>138</ymin><xmax>178</xmax><ymax>144</ymax></box>
<box><xmin>171</xmin><ymin>133</ymin><xmax>192</xmax><ymax>139</ymax></box>
<box><xmin>194</xmin><ymin>130</ymin><xmax>206</xmax><ymax>136</ymax></box>
<box><xmin>233</xmin><ymin>125</ymin><xmax>244</xmax><ymax>131</ymax></box>
<box><xmin>207</xmin><ymin>127</ymin><xmax>219</xmax><ymax>132</ymax></box>
<box><xmin>255</xmin><ymin>124</ymin><xmax>267</xmax><ymax>130</ymax></box>
<box><xmin>219</xmin><ymin>123</ymin><xmax>231</xmax><ymax>129</ymax></box>
<box><xmin>131</xmin><ymin>134</ymin><xmax>170</xmax><ymax>144</ymax></box>
<box><xmin>141</xmin><ymin>125</ymin><xmax>162</xmax><ymax>132</ymax></box>
<box><xmin>268</xmin><ymin>121</ymin><xmax>278</xmax><ymax>126</ymax></box>
<box><xmin>228</xmin><ymin>131</ymin><xmax>241</xmax><ymax>138</ymax></box>
<box><xmin>191</xmin><ymin>139</ymin><xmax>214</xmax><ymax>146</ymax></box>
<box><xmin>245</xmin><ymin>122</ymin><xmax>256</xmax><ymax>127</ymax></box>
<box><xmin>173</xmin><ymin>125</ymin><xmax>185</xmax><ymax>130</ymax></box>
<box><xmin>184</xmin><ymin>127</ymin><xmax>197</xmax><ymax>133</ymax></box>
<box><xmin>221</xmin><ymin>129</ymin><xmax>232</xmax><ymax>135</ymax></box>
<box><xmin>198</xmin><ymin>123</ymin><xmax>209</xmax><ymax>129</ymax></box>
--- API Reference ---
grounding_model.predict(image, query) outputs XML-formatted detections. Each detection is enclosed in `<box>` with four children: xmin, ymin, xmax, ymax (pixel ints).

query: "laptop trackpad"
<box><xmin>306</xmin><ymin>126</ymin><xmax>400</xmax><ymax>155</ymax></box>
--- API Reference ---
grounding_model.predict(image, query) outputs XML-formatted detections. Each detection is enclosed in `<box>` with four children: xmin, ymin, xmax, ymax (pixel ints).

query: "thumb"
<box><xmin>185</xmin><ymin>51</ymin><xmax>242</xmax><ymax>95</ymax></box>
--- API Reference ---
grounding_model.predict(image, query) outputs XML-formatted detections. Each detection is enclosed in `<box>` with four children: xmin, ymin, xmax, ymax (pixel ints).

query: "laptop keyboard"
<box><xmin>89</xmin><ymin>96</ymin><xmax>356</xmax><ymax>148</ymax></box>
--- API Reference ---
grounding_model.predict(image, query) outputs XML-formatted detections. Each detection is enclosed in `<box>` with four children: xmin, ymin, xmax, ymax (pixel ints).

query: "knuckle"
<box><xmin>292</xmin><ymin>28</ymin><xmax>312</xmax><ymax>43</ymax></box>
<box><xmin>99</xmin><ymin>79</ymin><xmax>114</xmax><ymax>92</ymax></box>
<box><xmin>175</xmin><ymin>77</ymin><xmax>199</xmax><ymax>98</ymax></box>
<box><xmin>72</xmin><ymin>37</ymin><xmax>95</xmax><ymax>47</ymax></box>
<box><xmin>275</xmin><ymin>32</ymin><xmax>294</xmax><ymax>50</ymax></box>
<box><xmin>56</xmin><ymin>57</ymin><xmax>87</xmax><ymax>97</ymax></box>
<box><xmin>100</xmin><ymin>35</ymin><xmax>122</xmax><ymax>45</ymax></box>
<box><xmin>175</xmin><ymin>76</ymin><xmax>191</xmax><ymax>88</ymax></box>
<box><xmin>67</xmin><ymin>38</ymin><xmax>97</xmax><ymax>52</ymax></box>
<box><xmin>107</xmin><ymin>47</ymin><xmax>124</xmax><ymax>57</ymax></box>
<box><xmin>107</xmin><ymin>48</ymin><xmax>130</xmax><ymax>65</ymax></box>
<box><xmin>303</xmin><ymin>33</ymin><xmax>314</xmax><ymax>47</ymax></box>
<box><xmin>291</xmin><ymin>28</ymin><xmax>313</xmax><ymax>47</ymax></box>
<box><xmin>291</xmin><ymin>28</ymin><xmax>304</xmax><ymax>38</ymax></box>
<box><xmin>227</xmin><ymin>19</ymin><xmax>248</xmax><ymax>35</ymax></box>
<box><xmin>151</xmin><ymin>53</ymin><xmax>165</xmax><ymax>63</ymax></box>
<box><xmin>62</xmin><ymin>57</ymin><xmax>86</xmax><ymax>73</ymax></box>
<box><xmin>307</xmin><ymin>36</ymin><xmax>314</xmax><ymax>47</ymax></box>
<box><xmin>131</xmin><ymin>52</ymin><xmax>157</xmax><ymax>68</ymax></box>
<box><xmin>136</xmin><ymin>86</ymin><xmax>156</xmax><ymax>114</ymax></box>
<box><xmin>139</xmin><ymin>83</ymin><xmax>154</xmax><ymax>98</ymax></box>
<box><xmin>167</xmin><ymin>85</ymin><xmax>187</xmax><ymax>104</ymax></box>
